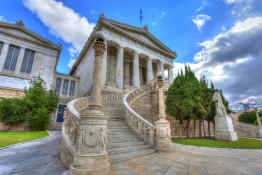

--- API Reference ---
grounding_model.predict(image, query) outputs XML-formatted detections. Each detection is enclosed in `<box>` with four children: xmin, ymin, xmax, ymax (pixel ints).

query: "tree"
<box><xmin>24</xmin><ymin>76</ymin><xmax>59</xmax><ymax>130</ymax></box>
<box><xmin>166</xmin><ymin>66</ymin><xmax>230</xmax><ymax>138</ymax></box>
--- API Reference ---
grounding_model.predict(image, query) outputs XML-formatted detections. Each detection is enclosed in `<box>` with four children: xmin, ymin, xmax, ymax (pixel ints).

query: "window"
<box><xmin>56</xmin><ymin>104</ymin><xmax>66</xmax><ymax>122</ymax></box>
<box><xmin>55</xmin><ymin>78</ymin><xmax>62</xmax><ymax>95</ymax></box>
<box><xmin>69</xmin><ymin>80</ymin><xmax>76</xmax><ymax>96</ymax></box>
<box><xmin>4</xmin><ymin>45</ymin><xmax>20</xmax><ymax>71</ymax></box>
<box><xmin>62</xmin><ymin>79</ymin><xmax>69</xmax><ymax>95</ymax></box>
<box><xmin>20</xmin><ymin>49</ymin><xmax>35</xmax><ymax>73</ymax></box>
<box><xmin>0</xmin><ymin>42</ymin><xmax>3</xmax><ymax>55</ymax></box>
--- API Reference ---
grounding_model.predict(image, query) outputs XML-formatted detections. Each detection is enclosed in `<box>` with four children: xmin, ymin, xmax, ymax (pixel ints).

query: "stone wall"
<box><xmin>0</xmin><ymin>122</ymin><xmax>30</xmax><ymax>132</ymax></box>
<box><xmin>233</xmin><ymin>121</ymin><xmax>259</xmax><ymax>138</ymax></box>
<box><xmin>0</xmin><ymin>88</ymin><xmax>24</xmax><ymax>98</ymax></box>
<box><xmin>167</xmin><ymin>115</ymin><xmax>215</xmax><ymax>137</ymax></box>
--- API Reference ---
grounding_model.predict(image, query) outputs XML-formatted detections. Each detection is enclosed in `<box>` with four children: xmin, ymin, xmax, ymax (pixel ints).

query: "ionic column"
<box><xmin>168</xmin><ymin>67</ymin><xmax>174</xmax><ymax>83</ymax></box>
<box><xmin>89</xmin><ymin>40</ymin><xmax>106</xmax><ymax>110</ymax></box>
<box><xmin>116</xmin><ymin>46</ymin><xmax>124</xmax><ymax>89</ymax></box>
<box><xmin>159</xmin><ymin>61</ymin><xmax>164</xmax><ymax>79</ymax></box>
<box><xmin>101</xmin><ymin>41</ymin><xmax>107</xmax><ymax>87</ymax></box>
<box><xmin>147</xmin><ymin>58</ymin><xmax>153</xmax><ymax>82</ymax></box>
<box><xmin>155</xmin><ymin>77</ymin><xmax>172</xmax><ymax>152</ymax></box>
<box><xmin>133</xmin><ymin>52</ymin><xmax>140</xmax><ymax>87</ymax></box>
<box><xmin>70</xmin><ymin>39</ymin><xmax>111</xmax><ymax>175</ymax></box>
<box><xmin>0</xmin><ymin>43</ymin><xmax>9</xmax><ymax>71</ymax></box>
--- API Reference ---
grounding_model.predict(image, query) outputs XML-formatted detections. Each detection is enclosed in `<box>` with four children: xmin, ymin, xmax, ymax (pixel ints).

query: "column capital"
<box><xmin>94</xmin><ymin>40</ymin><xmax>106</xmax><ymax>56</ymax></box>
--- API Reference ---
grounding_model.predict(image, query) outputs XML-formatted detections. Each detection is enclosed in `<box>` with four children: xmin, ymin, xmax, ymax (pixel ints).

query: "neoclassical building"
<box><xmin>0</xmin><ymin>15</ymin><xmax>176</xmax><ymax>129</ymax></box>
<box><xmin>70</xmin><ymin>14</ymin><xmax>176</xmax><ymax>96</ymax></box>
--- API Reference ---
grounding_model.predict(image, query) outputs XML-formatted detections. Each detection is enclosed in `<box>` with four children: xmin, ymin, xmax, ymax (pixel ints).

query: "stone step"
<box><xmin>108</xmin><ymin>132</ymin><xmax>136</xmax><ymax>137</ymax></box>
<box><xmin>108</xmin><ymin>126</ymin><xmax>129</xmax><ymax>129</ymax></box>
<box><xmin>108</xmin><ymin>141</ymin><xmax>145</xmax><ymax>149</ymax></box>
<box><xmin>108</xmin><ymin>144</ymin><xmax>151</xmax><ymax>155</ymax></box>
<box><xmin>109</xmin><ymin>136</ymin><xmax>139</xmax><ymax>141</ymax></box>
<box><xmin>109</xmin><ymin>148</ymin><xmax>156</xmax><ymax>164</ymax></box>
<box><xmin>108</xmin><ymin>128</ymin><xmax>131</xmax><ymax>132</ymax></box>
<box><xmin>109</xmin><ymin>137</ymin><xmax>142</xmax><ymax>143</ymax></box>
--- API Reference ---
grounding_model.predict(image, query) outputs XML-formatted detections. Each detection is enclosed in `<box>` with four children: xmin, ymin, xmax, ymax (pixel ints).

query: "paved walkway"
<box><xmin>1</xmin><ymin>132</ymin><xmax>262</xmax><ymax>175</ymax></box>
<box><xmin>0</xmin><ymin>131</ymin><xmax>66</xmax><ymax>175</ymax></box>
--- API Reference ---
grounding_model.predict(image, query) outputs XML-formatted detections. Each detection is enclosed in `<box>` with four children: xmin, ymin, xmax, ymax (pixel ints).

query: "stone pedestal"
<box><xmin>155</xmin><ymin>119</ymin><xmax>172</xmax><ymax>152</ymax></box>
<box><xmin>215</xmin><ymin>115</ymin><xmax>238</xmax><ymax>141</ymax></box>
<box><xmin>70</xmin><ymin>110</ymin><xmax>111</xmax><ymax>175</ymax></box>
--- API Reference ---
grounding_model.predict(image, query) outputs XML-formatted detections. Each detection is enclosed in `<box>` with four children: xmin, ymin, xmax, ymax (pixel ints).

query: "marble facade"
<box><xmin>71</xmin><ymin>15</ymin><xmax>176</xmax><ymax>95</ymax></box>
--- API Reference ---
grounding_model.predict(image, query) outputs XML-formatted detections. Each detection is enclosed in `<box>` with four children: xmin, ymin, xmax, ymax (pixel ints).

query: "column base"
<box><xmin>215</xmin><ymin>131</ymin><xmax>238</xmax><ymax>141</ymax></box>
<box><xmin>70</xmin><ymin>154</ymin><xmax>111</xmax><ymax>175</ymax></box>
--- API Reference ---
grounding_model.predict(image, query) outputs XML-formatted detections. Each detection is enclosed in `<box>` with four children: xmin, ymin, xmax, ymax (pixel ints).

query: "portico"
<box><xmin>101</xmin><ymin>40</ymin><xmax>174</xmax><ymax>90</ymax></box>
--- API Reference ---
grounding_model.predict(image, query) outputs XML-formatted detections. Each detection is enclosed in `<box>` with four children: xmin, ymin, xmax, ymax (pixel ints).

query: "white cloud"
<box><xmin>222</xmin><ymin>25</ymin><xmax>227</xmax><ymax>31</ymax></box>
<box><xmin>192</xmin><ymin>14</ymin><xmax>211</xmax><ymax>31</ymax></box>
<box><xmin>160</xmin><ymin>11</ymin><xmax>167</xmax><ymax>19</ymax></box>
<box><xmin>24</xmin><ymin>0</ymin><xmax>95</xmax><ymax>52</ymax></box>
<box><xmin>225</xmin><ymin>0</ymin><xmax>239</xmax><ymax>4</ymax></box>
<box><xmin>189</xmin><ymin>17</ymin><xmax>262</xmax><ymax>104</ymax></box>
<box><xmin>0</xmin><ymin>16</ymin><xmax>5</xmax><ymax>21</ymax></box>
<box><xmin>68</xmin><ymin>58</ymin><xmax>76</xmax><ymax>68</ymax></box>
<box><xmin>152</xmin><ymin>22</ymin><xmax>158</xmax><ymax>26</ymax></box>
<box><xmin>196</xmin><ymin>0</ymin><xmax>208</xmax><ymax>12</ymax></box>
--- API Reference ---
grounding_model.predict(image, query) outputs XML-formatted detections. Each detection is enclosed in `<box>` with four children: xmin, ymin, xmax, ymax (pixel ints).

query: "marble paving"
<box><xmin>0</xmin><ymin>131</ymin><xmax>262</xmax><ymax>175</ymax></box>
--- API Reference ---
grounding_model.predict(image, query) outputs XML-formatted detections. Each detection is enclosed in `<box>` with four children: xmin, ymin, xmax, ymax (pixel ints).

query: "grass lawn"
<box><xmin>0</xmin><ymin>131</ymin><xmax>49</xmax><ymax>148</ymax></box>
<box><xmin>172</xmin><ymin>138</ymin><xmax>262</xmax><ymax>149</ymax></box>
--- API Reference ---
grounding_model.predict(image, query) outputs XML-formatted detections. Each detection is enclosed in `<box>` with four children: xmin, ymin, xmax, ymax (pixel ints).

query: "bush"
<box><xmin>24</xmin><ymin>77</ymin><xmax>59</xmax><ymax>130</ymax></box>
<box><xmin>28</xmin><ymin>107</ymin><xmax>50</xmax><ymax>131</ymax></box>
<box><xmin>0</xmin><ymin>76</ymin><xmax>59</xmax><ymax>130</ymax></box>
<box><xmin>0</xmin><ymin>98</ymin><xmax>27</xmax><ymax>124</ymax></box>
<box><xmin>239</xmin><ymin>111</ymin><xmax>262</xmax><ymax>125</ymax></box>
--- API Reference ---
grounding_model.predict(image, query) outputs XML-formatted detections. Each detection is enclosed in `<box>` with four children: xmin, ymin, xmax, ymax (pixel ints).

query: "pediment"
<box><xmin>103</xmin><ymin>19</ymin><xmax>174</xmax><ymax>55</ymax></box>
<box><xmin>0</xmin><ymin>24</ymin><xmax>57</xmax><ymax>49</ymax></box>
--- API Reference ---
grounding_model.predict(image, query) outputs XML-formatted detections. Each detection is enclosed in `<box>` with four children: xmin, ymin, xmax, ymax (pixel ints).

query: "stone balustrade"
<box><xmin>60</xmin><ymin>97</ymin><xmax>88</xmax><ymax>168</ymax></box>
<box><xmin>123</xmin><ymin>83</ymin><xmax>156</xmax><ymax>146</ymax></box>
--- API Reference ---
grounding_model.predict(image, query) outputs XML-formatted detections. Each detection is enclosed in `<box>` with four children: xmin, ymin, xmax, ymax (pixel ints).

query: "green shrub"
<box><xmin>239</xmin><ymin>111</ymin><xmax>262</xmax><ymax>125</ymax></box>
<box><xmin>0</xmin><ymin>76</ymin><xmax>59</xmax><ymax>131</ymax></box>
<box><xmin>0</xmin><ymin>98</ymin><xmax>27</xmax><ymax>124</ymax></box>
<box><xmin>28</xmin><ymin>107</ymin><xmax>50</xmax><ymax>131</ymax></box>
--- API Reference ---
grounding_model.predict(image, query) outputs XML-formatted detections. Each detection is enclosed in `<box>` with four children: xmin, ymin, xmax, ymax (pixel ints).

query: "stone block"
<box><xmin>215</xmin><ymin>117</ymin><xmax>238</xmax><ymax>141</ymax></box>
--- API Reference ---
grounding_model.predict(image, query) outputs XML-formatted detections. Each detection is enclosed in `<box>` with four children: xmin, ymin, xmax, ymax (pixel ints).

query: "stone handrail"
<box><xmin>123</xmin><ymin>83</ymin><xmax>156</xmax><ymax>146</ymax></box>
<box><xmin>60</xmin><ymin>97</ymin><xmax>88</xmax><ymax>167</ymax></box>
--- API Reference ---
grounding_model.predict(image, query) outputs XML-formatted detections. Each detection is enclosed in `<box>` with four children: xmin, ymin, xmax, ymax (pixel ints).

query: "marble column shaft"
<box><xmin>0</xmin><ymin>43</ymin><xmax>9</xmax><ymax>71</ymax></box>
<box><xmin>101</xmin><ymin>41</ymin><xmax>107</xmax><ymax>87</ymax></box>
<box><xmin>133</xmin><ymin>52</ymin><xmax>140</xmax><ymax>87</ymax></box>
<box><xmin>147</xmin><ymin>59</ymin><xmax>153</xmax><ymax>82</ymax></box>
<box><xmin>159</xmin><ymin>61</ymin><xmax>164</xmax><ymax>78</ymax></box>
<box><xmin>90</xmin><ymin>41</ymin><xmax>106</xmax><ymax>110</ymax></box>
<box><xmin>116</xmin><ymin>46</ymin><xmax>124</xmax><ymax>89</ymax></box>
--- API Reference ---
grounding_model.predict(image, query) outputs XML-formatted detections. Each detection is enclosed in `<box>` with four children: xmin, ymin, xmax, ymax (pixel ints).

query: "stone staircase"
<box><xmin>102</xmin><ymin>95</ymin><xmax>155</xmax><ymax>163</ymax></box>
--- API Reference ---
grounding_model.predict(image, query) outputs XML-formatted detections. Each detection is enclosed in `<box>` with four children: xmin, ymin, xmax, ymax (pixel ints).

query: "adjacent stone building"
<box><xmin>0</xmin><ymin>20</ymin><xmax>79</xmax><ymax>130</ymax></box>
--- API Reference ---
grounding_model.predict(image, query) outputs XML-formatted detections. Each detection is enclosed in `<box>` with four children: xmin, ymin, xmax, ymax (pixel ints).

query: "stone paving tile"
<box><xmin>1</xmin><ymin>132</ymin><xmax>262</xmax><ymax>175</ymax></box>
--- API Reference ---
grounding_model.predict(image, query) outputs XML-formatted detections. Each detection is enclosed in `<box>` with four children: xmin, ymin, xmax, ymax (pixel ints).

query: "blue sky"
<box><xmin>1</xmin><ymin>0</ymin><xmax>262</xmax><ymax>104</ymax></box>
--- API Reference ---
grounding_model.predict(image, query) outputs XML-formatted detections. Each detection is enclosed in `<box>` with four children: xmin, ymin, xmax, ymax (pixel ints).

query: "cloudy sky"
<box><xmin>1</xmin><ymin>0</ymin><xmax>261</xmax><ymax>104</ymax></box>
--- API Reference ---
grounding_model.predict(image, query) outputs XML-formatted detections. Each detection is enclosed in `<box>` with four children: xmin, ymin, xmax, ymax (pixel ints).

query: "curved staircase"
<box><xmin>102</xmin><ymin>91</ymin><xmax>155</xmax><ymax>163</ymax></box>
